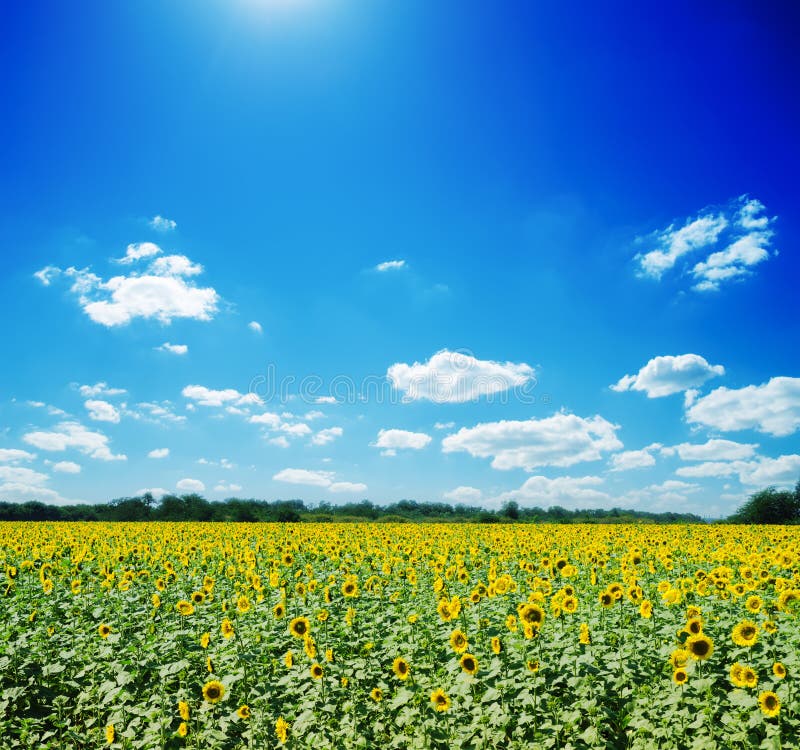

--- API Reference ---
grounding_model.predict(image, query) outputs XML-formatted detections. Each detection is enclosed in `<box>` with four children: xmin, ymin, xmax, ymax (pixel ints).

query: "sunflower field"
<box><xmin>1</xmin><ymin>522</ymin><xmax>798</xmax><ymax>749</ymax></box>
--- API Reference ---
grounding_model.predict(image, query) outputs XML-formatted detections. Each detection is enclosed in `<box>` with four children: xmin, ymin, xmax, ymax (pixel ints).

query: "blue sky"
<box><xmin>1</xmin><ymin>1</ymin><xmax>798</xmax><ymax>516</ymax></box>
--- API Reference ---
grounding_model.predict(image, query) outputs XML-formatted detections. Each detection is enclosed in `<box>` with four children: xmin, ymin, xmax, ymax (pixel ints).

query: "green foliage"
<box><xmin>730</xmin><ymin>485</ymin><xmax>800</xmax><ymax>525</ymax></box>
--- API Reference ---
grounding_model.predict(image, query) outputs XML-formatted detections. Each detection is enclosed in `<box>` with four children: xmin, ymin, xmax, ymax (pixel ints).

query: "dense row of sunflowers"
<box><xmin>1</xmin><ymin>522</ymin><xmax>798</xmax><ymax>749</ymax></box>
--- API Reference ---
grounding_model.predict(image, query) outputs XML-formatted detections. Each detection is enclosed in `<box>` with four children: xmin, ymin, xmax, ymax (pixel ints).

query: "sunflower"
<box><xmin>562</xmin><ymin>596</ymin><xmax>578</xmax><ymax>614</ymax></box>
<box><xmin>176</xmin><ymin>600</ymin><xmax>194</xmax><ymax>616</ymax></box>
<box><xmin>237</xmin><ymin>595</ymin><xmax>251</xmax><ymax>613</ymax></box>
<box><xmin>598</xmin><ymin>591</ymin><xmax>614</xmax><ymax>608</ymax></box>
<box><xmin>579</xmin><ymin>623</ymin><xmax>591</xmax><ymax>645</ymax></box>
<box><xmin>221</xmin><ymin>618</ymin><xmax>235</xmax><ymax>639</ymax></box>
<box><xmin>289</xmin><ymin>616</ymin><xmax>310</xmax><ymax>638</ymax></box>
<box><xmin>342</xmin><ymin>579</ymin><xmax>358</xmax><ymax>598</ymax></box>
<box><xmin>672</xmin><ymin>668</ymin><xmax>688</xmax><ymax>685</ymax></box>
<box><xmin>200</xmin><ymin>632</ymin><xmax>210</xmax><ymax>649</ymax></box>
<box><xmin>178</xmin><ymin>700</ymin><xmax>190</xmax><ymax>721</ymax></box>
<box><xmin>236</xmin><ymin>705</ymin><xmax>250</xmax><ymax>720</ymax></box>
<box><xmin>151</xmin><ymin>593</ymin><xmax>161</xmax><ymax>609</ymax></box>
<box><xmin>449</xmin><ymin>629</ymin><xmax>468</xmax><ymax>654</ymax></box>
<box><xmin>526</xmin><ymin>659</ymin><xmax>540</xmax><ymax>673</ymax></box>
<box><xmin>304</xmin><ymin>636</ymin><xmax>317</xmax><ymax>659</ymax></box>
<box><xmin>741</xmin><ymin>666</ymin><xmax>758</xmax><ymax>688</ymax></box>
<box><xmin>520</xmin><ymin>603</ymin><xmax>545</xmax><ymax>626</ymax></box>
<box><xmin>684</xmin><ymin>617</ymin><xmax>703</xmax><ymax>635</ymax></box>
<box><xmin>285</xmin><ymin>650</ymin><xmax>293</xmax><ymax>668</ymax></box>
<box><xmin>491</xmin><ymin>636</ymin><xmax>502</xmax><ymax>654</ymax></box>
<box><xmin>392</xmin><ymin>657</ymin><xmax>410</xmax><ymax>680</ymax></box>
<box><xmin>729</xmin><ymin>662</ymin><xmax>746</xmax><ymax>688</ymax></box>
<box><xmin>177</xmin><ymin>722</ymin><xmax>188</xmax><ymax>738</ymax></box>
<box><xmin>275</xmin><ymin>716</ymin><xmax>289</xmax><ymax>744</ymax></box>
<box><xmin>273</xmin><ymin>602</ymin><xmax>286</xmax><ymax>619</ymax></box>
<box><xmin>98</xmin><ymin>623</ymin><xmax>112</xmax><ymax>638</ymax></box>
<box><xmin>310</xmin><ymin>662</ymin><xmax>324</xmax><ymax>679</ymax></box>
<box><xmin>191</xmin><ymin>591</ymin><xmax>205</xmax><ymax>604</ymax></box>
<box><xmin>370</xmin><ymin>687</ymin><xmax>383</xmax><ymax>702</ymax></box>
<box><xmin>685</xmin><ymin>633</ymin><xmax>714</xmax><ymax>661</ymax></box>
<box><xmin>639</xmin><ymin>600</ymin><xmax>652</xmax><ymax>619</ymax></box>
<box><xmin>460</xmin><ymin>653</ymin><xmax>479</xmax><ymax>675</ymax></box>
<box><xmin>773</xmin><ymin>662</ymin><xmax>786</xmax><ymax>679</ymax></box>
<box><xmin>758</xmin><ymin>691</ymin><xmax>780</xmax><ymax>718</ymax></box>
<box><xmin>670</xmin><ymin>649</ymin><xmax>690</xmax><ymax>669</ymax></box>
<box><xmin>155</xmin><ymin>577</ymin><xmax>167</xmax><ymax>591</ymax></box>
<box><xmin>731</xmin><ymin>620</ymin><xmax>758</xmax><ymax>648</ymax></box>
<box><xmin>745</xmin><ymin>595</ymin><xmax>762</xmax><ymax>613</ymax></box>
<box><xmin>430</xmin><ymin>689</ymin><xmax>450</xmax><ymax>713</ymax></box>
<box><xmin>105</xmin><ymin>724</ymin><xmax>115</xmax><ymax>745</ymax></box>
<box><xmin>202</xmin><ymin>680</ymin><xmax>225</xmax><ymax>703</ymax></box>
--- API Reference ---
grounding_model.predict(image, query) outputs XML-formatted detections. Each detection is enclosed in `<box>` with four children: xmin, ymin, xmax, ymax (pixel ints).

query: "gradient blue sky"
<box><xmin>1</xmin><ymin>1</ymin><xmax>798</xmax><ymax>516</ymax></box>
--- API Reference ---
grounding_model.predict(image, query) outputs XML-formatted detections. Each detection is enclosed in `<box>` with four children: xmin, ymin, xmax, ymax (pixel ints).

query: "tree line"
<box><xmin>1</xmin><ymin>480</ymin><xmax>796</xmax><ymax>524</ymax></box>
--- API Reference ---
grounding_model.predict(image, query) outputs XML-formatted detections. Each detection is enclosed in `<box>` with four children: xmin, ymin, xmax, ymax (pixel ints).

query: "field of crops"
<box><xmin>1</xmin><ymin>522</ymin><xmax>798</xmax><ymax>749</ymax></box>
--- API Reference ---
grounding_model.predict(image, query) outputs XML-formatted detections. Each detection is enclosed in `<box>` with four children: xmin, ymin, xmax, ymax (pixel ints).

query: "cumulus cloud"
<box><xmin>374</xmin><ymin>429</ymin><xmax>432</xmax><ymax>452</ymax></box>
<box><xmin>686</xmin><ymin>377</ymin><xmax>800</xmax><ymax>437</ymax></box>
<box><xmin>443</xmin><ymin>486</ymin><xmax>483</xmax><ymax>503</ymax></box>
<box><xmin>434</xmin><ymin>422</ymin><xmax>456</xmax><ymax>430</ymax></box>
<box><xmin>84</xmin><ymin>399</ymin><xmax>121</xmax><ymax>423</ymax></box>
<box><xmin>312</xmin><ymin>427</ymin><xmax>343</xmax><ymax>446</ymax></box>
<box><xmin>676</xmin><ymin>454</ymin><xmax>800</xmax><ymax>489</ymax></box>
<box><xmin>23</xmin><ymin>421</ymin><xmax>126</xmax><ymax>461</ymax></box>
<box><xmin>183</xmin><ymin>385</ymin><xmax>262</xmax><ymax>408</ymax></box>
<box><xmin>249</xmin><ymin>412</ymin><xmax>282</xmax><ymax>427</ymax></box>
<box><xmin>608</xmin><ymin>444</ymin><xmax>662</xmax><ymax>471</ymax></box>
<box><xmin>375</xmin><ymin>260</ymin><xmax>406</xmax><ymax>271</ymax></box>
<box><xmin>314</xmin><ymin>396</ymin><xmax>337</xmax><ymax>405</ymax></box>
<box><xmin>176</xmin><ymin>478</ymin><xmax>205</xmax><ymax>492</ymax></box>
<box><xmin>0</xmin><ymin>448</ymin><xmax>36</xmax><ymax>463</ymax></box>
<box><xmin>156</xmin><ymin>342</ymin><xmax>188</xmax><ymax>355</ymax></box>
<box><xmin>79</xmin><ymin>382</ymin><xmax>127</xmax><ymax>398</ymax></box>
<box><xmin>0</xmin><ymin>466</ymin><xmax>70</xmax><ymax>504</ymax></box>
<box><xmin>149</xmin><ymin>215</ymin><xmax>176</xmax><ymax>232</ymax></box>
<box><xmin>442</xmin><ymin>413</ymin><xmax>622</xmax><ymax>471</ymax></box>
<box><xmin>661</xmin><ymin>439</ymin><xmax>758</xmax><ymax>462</ymax></box>
<box><xmin>388</xmin><ymin>349</ymin><xmax>535</xmax><ymax>403</ymax></box>
<box><xmin>273</xmin><ymin>468</ymin><xmax>366</xmax><ymax>493</ymax></box>
<box><xmin>611</xmin><ymin>354</ymin><xmax>724</xmax><ymax>397</ymax></box>
<box><xmin>136</xmin><ymin>487</ymin><xmax>168</xmax><ymax>498</ymax></box>
<box><xmin>38</xmin><ymin>248</ymin><xmax>219</xmax><ymax>326</ymax></box>
<box><xmin>53</xmin><ymin>461</ymin><xmax>81</xmax><ymax>474</ymax></box>
<box><xmin>134</xmin><ymin>401</ymin><xmax>186</xmax><ymax>425</ymax></box>
<box><xmin>248</xmin><ymin>321</ymin><xmax>263</xmax><ymax>334</ymax></box>
<box><xmin>489</xmin><ymin>475</ymin><xmax>611</xmax><ymax>510</ymax></box>
<box><xmin>269</xmin><ymin>436</ymin><xmax>290</xmax><ymax>448</ymax></box>
<box><xmin>148</xmin><ymin>448</ymin><xmax>170</xmax><ymax>459</ymax></box>
<box><xmin>214</xmin><ymin>481</ymin><xmax>242</xmax><ymax>493</ymax></box>
<box><xmin>634</xmin><ymin>196</ymin><xmax>776</xmax><ymax>291</ymax></box>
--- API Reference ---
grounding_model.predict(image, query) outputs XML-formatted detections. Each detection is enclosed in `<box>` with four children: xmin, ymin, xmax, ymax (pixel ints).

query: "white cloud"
<box><xmin>634</xmin><ymin>196</ymin><xmax>775</xmax><ymax>291</ymax></box>
<box><xmin>148</xmin><ymin>448</ymin><xmax>170</xmax><ymax>459</ymax></box>
<box><xmin>134</xmin><ymin>401</ymin><xmax>186</xmax><ymax>425</ymax></box>
<box><xmin>611</xmin><ymin>354</ymin><xmax>724</xmax><ymax>397</ymax></box>
<box><xmin>314</xmin><ymin>396</ymin><xmax>337</xmax><ymax>405</ymax></box>
<box><xmin>434</xmin><ymin>421</ymin><xmax>456</xmax><ymax>430</ymax></box>
<box><xmin>280</xmin><ymin>423</ymin><xmax>312</xmax><ymax>437</ymax></box>
<box><xmin>136</xmin><ymin>487</ymin><xmax>168</xmax><ymax>498</ymax></box>
<box><xmin>34</xmin><ymin>265</ymin><xmax>61</xmax><ymax>286</ymax></box>
<box><xmin>443</xmin><ymin>486</ymin><xmax>483</xmax><ymax>503</ymax></box>
<box><xmin>269</xmin><ymin>436</ymin><xmax>290</xmax><ymax>448</ymax></box>
<box><xmin>214</xmin><ymin>481</ymin><xmax>242</xmax><ymax>493</ymax></box>
<box><xmin>374</xmin><ymin>428</ymin><xmax>432</xmax><ymax>452</ymax></box>
<box><xmin>84</xmin><ymin>399</ymin><xmax>121</xmax><ymax>423</ymax></box>
<box><xmin>686</xmin><ymin>377</ymin><xmax>800</xmax><ymax>437</ymax></box>
<box><xmin>609</xmin><ymin>444</ymin><xmax>662</xmax><ymax>471</ymax></box>
<box><xmin>176</xmin><ymin>478</ymin><xmax>205</xmax><ymax>492</ymax></box>
<box><xmin>304</xmin><ymin>410</ymin><xmax>325</xmax><ymax>420</ymax></box>
<box><xmin>329</xmin><ymin>481</ymin><xmax>368</xmax><ymax>493</ymax></box>
<box><xmin>116</xmin><ymin>242</ymin><xmax>163</xmax><ymax>264</ymax></box>
<box><xmin>248</xmin><ymin>321</ymin><xmax>263</xmax><ymax>334</ymax></box>
<box><xmin>273</xmin><ymin>468</ymin><xmax>335</xmax><ymax>487</ymax></box>
<box><xmin>489</xmin><ymin>475</ymin><xmax>611</xmax><ymax>510</ymax></box>
<box><xmin>388</xmin><ymin>349</ymin><xmax>535</xmax><ymax>403</ymax></box>
<box><xmin>79</xmin><ymin>382</ymin><xmax>127</xmax><ymax>398</ymax></box>
<box><xmin>156</xmin><ymin>342</ymin><xmax>188</xmax><ymax>355</ymax></box>
<box><xmin>675</xmin><ymin>461</ymin><xmax>743</xmax><ymax>479</ymax></box>
<box><xmin>442</xmin><ymin>413</ymin><xmax>622</xmax><ymax>471</ymax></box>
<box><xmin>661</xmin><ymin>439</ymin><xmax>758</xmax><ymax>462</ymax></box>
<box><xmin>149</xmin><ymin>215</ymin><xmax>176</xmax><ymax>232</ymax></box>
<box><xmin>0</xmin><ymin>448</ymin><xmax>36</xmax><ymax>463</ymax></box>
<box><xmin>312</xmin><ymin>427</ymin><xmax>343</xmax><ymax>446</ymax></box>
<box><xmin>249</xmin><ymin>412</ymin><xmax>282</xmax><ymax>427</ymax></box>
<box><xmin>23</xmin><ymin>421</ymin><xmax>126</xmax><ymax>461</ymax></box>
<box><xmin>198</xmin><ymin>457</ymin><xmax>234</xmax><ymax>469</ymax></box>
<box><xmin>53</xmin><ymin>461</ymin><xmax>81</xmax><ymax>474</ymax></box>
<box><xmin>375</xmin><ymin>259</ymin><xmax>406</xmax><ymax>272</ymax></box>
<box><xmin>636</xmin><ymin>214</ymin><xmax>727</xmax><ymax>279</ymax></box>
<box><xmin>0</xmin><ymin>466</ymin><xmax>72</xmax><ymax>505</ymax></box>
<box><xmin>41</xmin><ymin>252</ymin><xmax>219</xmax><ymax>326</ymax></box>
<box><xmin>183</xmin><ymin>385</ymin><xmax>262</xmax><ymax>408</ymax></box>
<box><xmin>676</xmin><ymin>454</ymin><xmax>800</xmax><ymax>489</ymax></box>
